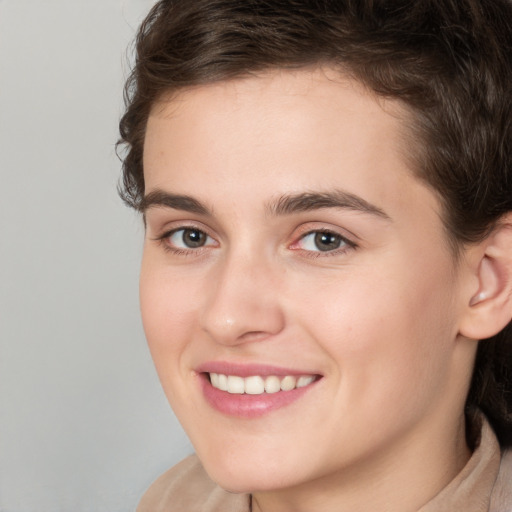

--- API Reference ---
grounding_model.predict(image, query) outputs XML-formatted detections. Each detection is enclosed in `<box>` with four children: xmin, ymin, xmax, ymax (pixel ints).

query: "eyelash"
<box><xmin>154</xmin><ymin>226</ymin><xmax>358</xmax><ymax>257</ymax></box>
<box><xmin>290</xmin><ymin>229</ymin><xmax>357</xmax><ymax>258</ymax></box>
<box><xmin>154</xmin><ymin>226</ymin><xmax>216</xmax><ymax>255</ymax></box>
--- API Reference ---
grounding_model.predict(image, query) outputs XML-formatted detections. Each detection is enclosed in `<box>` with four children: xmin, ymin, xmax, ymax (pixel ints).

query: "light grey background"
<box><xmin>0</xmin><ymin>1</ymin><xmax>191</xmax><ymax>511</ymax></box>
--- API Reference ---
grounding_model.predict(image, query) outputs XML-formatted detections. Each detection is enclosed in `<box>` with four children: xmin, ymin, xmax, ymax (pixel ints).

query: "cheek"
<box><xmin>290</xmin><ymin>257</ymin><xmax>458</xmax><ymax>414</ymax></box>
<box><xmin>139</xmin><ymin>262</ymin><xmax>209</xmax><ymax>425</ymax></box>
<box><xmin>139</xmin><ymin>260</ymin><xmax>199</xmax><ymax>368</ymax></box>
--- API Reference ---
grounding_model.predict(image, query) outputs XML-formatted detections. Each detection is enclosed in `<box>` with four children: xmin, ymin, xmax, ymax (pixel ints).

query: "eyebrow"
<box><xmin>139</xmin><ymin>190</ymin><xmax>211</xmax><ymax>216</ymax></box>
<box><xmin>267</xmin><ymin>190</ymin><xmax>391</xmax><ymax>220</ymax></box>
<box><xmin>140</xmin><ymin>188</ymin><xmax>391</xmax><ymax>221</ymax></box>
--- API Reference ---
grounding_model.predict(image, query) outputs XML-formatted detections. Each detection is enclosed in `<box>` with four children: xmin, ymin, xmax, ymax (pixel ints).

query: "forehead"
<box><xmin>147</xmin><ymin>68</ymin><xmax>409</xmax><ymax>145</ymax></box>
<box><xmin>143</xmin><ymin>68</ymin><xmax>437</xmax><ymax>227</ymax></box>
<box><xmin>146</xmin><ymin>69</ymin><xmax>409</xmax><ymax>171</ymax></box>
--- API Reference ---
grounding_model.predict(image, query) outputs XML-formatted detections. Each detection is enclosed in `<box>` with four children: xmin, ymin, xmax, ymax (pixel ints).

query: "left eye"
<box><xmin>298</xmin><ymin>231</ymin><xmax>348</xmax><ymax>252</ymax></box>
<box><xmin>167</xmin><ymin>228</ymin><xmax>216</xmax><ymax>249</ymax></box>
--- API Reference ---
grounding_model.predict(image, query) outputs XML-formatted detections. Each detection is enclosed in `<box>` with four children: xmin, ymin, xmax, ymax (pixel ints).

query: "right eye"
<box><xmin>165</xmin><ymin>228</ymin><xmax>217</xmax><ymax>250</ymax></box>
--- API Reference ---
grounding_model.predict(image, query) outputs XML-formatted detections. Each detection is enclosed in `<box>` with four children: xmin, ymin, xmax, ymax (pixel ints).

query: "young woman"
<box><xmin>118</xmin><ymin>1</ymin><xmax>512</xmax><ymax>510</ymax></box>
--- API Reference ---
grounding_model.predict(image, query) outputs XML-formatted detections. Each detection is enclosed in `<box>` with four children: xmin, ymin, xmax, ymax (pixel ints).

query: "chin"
<box><xmin>201</xmin><ymin>459</ymin><xmax>266</xmax><ymax>493</ymax></box>
<box><xmin>199</xmin><ymin>452</ymin><xmax>307</xmax><ymax>494</ymax></box>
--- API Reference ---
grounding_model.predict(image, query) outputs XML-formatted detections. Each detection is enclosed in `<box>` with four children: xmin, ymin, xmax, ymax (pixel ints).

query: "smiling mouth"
<box><xmin>208</xmin><ymin>373</ymin><xmax>318</xmax><ymax>395</ymax></box>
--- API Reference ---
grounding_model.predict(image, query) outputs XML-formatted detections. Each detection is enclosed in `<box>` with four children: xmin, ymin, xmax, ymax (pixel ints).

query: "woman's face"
<box><xmin>140</xmin><ymin>69</ymin><xmax>475</xmax><ymax>495</ymax></box>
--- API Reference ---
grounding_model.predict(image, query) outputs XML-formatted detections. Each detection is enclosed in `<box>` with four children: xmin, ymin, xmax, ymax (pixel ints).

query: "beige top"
<box><xmin>138</xmin><ymin>418</ymin><xmax>512</xmax><ymax>512</ymax></box>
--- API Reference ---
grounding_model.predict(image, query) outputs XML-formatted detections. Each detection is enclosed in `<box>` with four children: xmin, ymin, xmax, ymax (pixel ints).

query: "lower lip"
<box><xmin>200</xmin><ymin>374</ymin><xmax>318</xmax><ymax>418</ymax></box>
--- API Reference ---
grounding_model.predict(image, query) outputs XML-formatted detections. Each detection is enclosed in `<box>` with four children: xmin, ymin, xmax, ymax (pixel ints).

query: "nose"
<box><xmin>199</xmin><ymin>252</ymin><xmax>285</xmax><ymax>346</ymax></box>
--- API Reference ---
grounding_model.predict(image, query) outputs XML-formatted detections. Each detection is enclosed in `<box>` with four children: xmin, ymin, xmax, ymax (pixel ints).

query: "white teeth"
<box><xmin>297</xmin><ymin>375</ymin><xmax>315</xmax><ymax>388</ymax></box>
<box><xmin>210</xmin><ymin>373</ymin><xmax>219</xmax><ymax>388</ymax></box>
<box><xmin>264</xmin><ymin>376</ymin><xmax>281</xmax><ymax>394</ymax></box>
<box><xmin>280</xmin><ymin>375</ymin><xmax>296</xmax><ymax>391</ymax></box>
<box><xmin>227</xmin><ymin>375</ymin><xmax>245</xmax><ymax>394</ymax></box>
<box><xmin>245</xmin><ymin>376</ymin><xmax>265</xmax><ymax>395</ymax></box>
<box><xmin>209</xmin><ymin>373</ymin><xmax>316</xmax><ymax>395</ymax></box>
<box><xmin>217</xmin><ymin>373</ymin><xmax>228</xmax><ymax>391</ymax></box>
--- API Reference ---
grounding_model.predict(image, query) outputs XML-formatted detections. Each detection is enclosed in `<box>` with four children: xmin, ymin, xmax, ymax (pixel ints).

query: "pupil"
<box><xmin>314</xmin><ymin>232</ymin><xmax>341</xmax><ymax>251</ymax></box>
<box><xmin>183</xmin><ymin>229</ymin><xmax>205</xmax><ymax>248</ymax></box>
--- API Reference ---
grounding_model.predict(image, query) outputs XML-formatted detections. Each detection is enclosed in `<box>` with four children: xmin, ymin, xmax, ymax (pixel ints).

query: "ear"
<box><xmin>459</xmin><ymin>216</ymin><xmax>512</xmax><ymax>340</ymax></box>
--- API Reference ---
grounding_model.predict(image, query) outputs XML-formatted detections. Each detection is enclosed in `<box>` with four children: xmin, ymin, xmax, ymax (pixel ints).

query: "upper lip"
<box><xmin>195</xmin><ymin>361</ymin><xmax>321</xmax><ymax>378</ymax></box>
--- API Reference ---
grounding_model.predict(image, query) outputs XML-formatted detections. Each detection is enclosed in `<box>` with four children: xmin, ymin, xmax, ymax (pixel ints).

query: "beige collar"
<box><xmin>418</xmin><ymin>417</ymin><xmax>502</xmax><ymax>512</ymax></box>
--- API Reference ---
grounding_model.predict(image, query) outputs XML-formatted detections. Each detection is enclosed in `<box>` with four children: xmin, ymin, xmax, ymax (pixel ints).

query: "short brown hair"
<box><xmin>118</xmin><ymin>0</ymin><xmax>512</xmax><ymax>446</ymax></box>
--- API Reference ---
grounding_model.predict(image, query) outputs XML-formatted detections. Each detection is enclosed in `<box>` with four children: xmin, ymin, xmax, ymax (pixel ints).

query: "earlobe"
<box><xmin>459</xmin><ymin>219</ymin><xmax>512</xmax><ymax>340</ymax></box>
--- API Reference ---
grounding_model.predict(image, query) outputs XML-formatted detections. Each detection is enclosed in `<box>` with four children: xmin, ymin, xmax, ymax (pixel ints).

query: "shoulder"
<box><xmin>490</xmin><ymin>449</ymin><xmax>512</xmax><ymax>512</ymax></box>
<box><xmin>136</xmin><ymin>455</ymin><xmax>251</xmax><ymax>512</ymax></box>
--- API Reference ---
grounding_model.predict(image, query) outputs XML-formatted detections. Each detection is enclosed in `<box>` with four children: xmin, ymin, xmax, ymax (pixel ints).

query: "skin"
<box><xmin>140</xmin><ymin>69</ymin><xmax>478</xmax><ymax>512</ymax></box>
